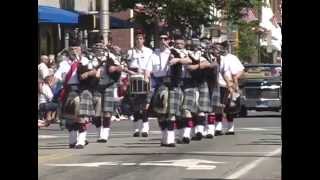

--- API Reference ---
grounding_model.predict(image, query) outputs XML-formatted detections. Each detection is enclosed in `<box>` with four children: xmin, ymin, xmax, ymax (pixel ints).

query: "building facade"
<box><xmin>38</xmin><ymin>0</ymin><xmax>134</xmax><ymax>57</ymax></box>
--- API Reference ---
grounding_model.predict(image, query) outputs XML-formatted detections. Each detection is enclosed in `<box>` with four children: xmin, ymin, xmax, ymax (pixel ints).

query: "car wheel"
<box><xmin>239</xmin><ymin>106</ymin><xmax>248</xmax><ymax>117</ymax></box>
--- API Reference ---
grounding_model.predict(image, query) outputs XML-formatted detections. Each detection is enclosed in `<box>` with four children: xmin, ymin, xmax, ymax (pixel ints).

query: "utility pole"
<box><xmin>100</xmin><ymin>0</ymin><xmax>110</xmax><ymax>45</ymax></box>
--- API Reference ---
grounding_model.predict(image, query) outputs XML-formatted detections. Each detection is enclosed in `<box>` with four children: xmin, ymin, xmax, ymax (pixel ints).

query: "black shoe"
<box><xmin>133</xmin><ymin>132</ymin><xmax>140</xmax><ymax>137</ymax></box>
<box><xmin>69</xmin><ymin>144</ymin><xmax>76</xmax><ymax>148</ymax></box>
<box><xmin>141</xmin><ymin>132</ymin><xmax>148</xmax><ymax>137</ymax></box>
<box><xmin>75</xmin><ymin>145</ymin><xmax>84</xmax><ymax>149</ymax></box>
<box><xmin>195</xmin><ymin>132</ymin><xmax>203</xmax><ymax>140</ymax></box>
<box><xmin>166</xmin><ymin>143</ymin><xmax>176</xmax><ymax>147</ymax></box>
<box><xmin>176</xmin><ymin>139</ymin><xmax>184</xmax><ymax>144</ymax></box>
<box><xmin>206</xmin><ymin>134</ymin><xmax>214</xmax><ymax>139</ymax></box>
<box><xmin>215</xmin><ymin>130</ymin><xmax>224</xmax><ymax>136</ymax></box>
<box><xmin>85</xmin><ymin>140</ymin><xmax>89</xmax><ymax>146</ymax></box>
<box><xmin>97</xmin><ymin>139</ymin><xmax>107</xmax><ymax>143</ymax></box>
<box><xmin>160</xmin><ymin>143</ymin><xmax>166</xmax><ymax>147</ymax></box>
<box><xmin>225</xmin><ymin>131</ymin><xmax>235</xmax><ymax>135</ymax></box>
<box><xmin>182</xmin><ymin>137</ymin><xmax>190</xmax><ymax>144</ymax></box>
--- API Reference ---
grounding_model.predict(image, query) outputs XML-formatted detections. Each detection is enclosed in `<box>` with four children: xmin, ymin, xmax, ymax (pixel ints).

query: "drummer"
<box><xmin>125</xmin><ymin>30</ymin><xmax>153</xmax><ymax>137</ymax></box>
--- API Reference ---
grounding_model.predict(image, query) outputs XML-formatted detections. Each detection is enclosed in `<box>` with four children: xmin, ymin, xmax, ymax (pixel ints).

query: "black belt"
<box><xmin>67</xmin><ymin>84</ymin><xmax>79</xmax><ymax>91</ymax></box>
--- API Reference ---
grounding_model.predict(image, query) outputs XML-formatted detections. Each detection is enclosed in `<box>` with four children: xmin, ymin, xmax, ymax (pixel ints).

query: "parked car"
<box><xmin>238</xmin><ymin>64</ymin><xmax>282</xmax><ymax>117</ymax></box>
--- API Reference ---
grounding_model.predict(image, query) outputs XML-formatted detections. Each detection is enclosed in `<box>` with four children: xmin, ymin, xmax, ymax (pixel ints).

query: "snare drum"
<box><xmin>129</xmin><ymin>74</ymin><xmax>150</xmax><ymax>95</ymax></box>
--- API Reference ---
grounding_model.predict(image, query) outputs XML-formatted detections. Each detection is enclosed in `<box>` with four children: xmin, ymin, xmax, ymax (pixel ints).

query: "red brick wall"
<box><xmin>111</xmin><ymin>10</ymin><xmax>132</xmax><ymax>51</ymax></box>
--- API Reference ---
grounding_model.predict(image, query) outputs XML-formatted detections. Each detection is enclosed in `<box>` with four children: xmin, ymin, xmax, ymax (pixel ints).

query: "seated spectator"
<box><xmin>38</xmin><ymin>72</ymin><xmax>58</xmax><ymax>127</ymax></box>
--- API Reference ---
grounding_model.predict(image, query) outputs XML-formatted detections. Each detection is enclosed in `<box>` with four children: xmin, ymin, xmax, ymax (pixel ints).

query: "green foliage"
<box><xmin>111</xmin><ymin>0</ymin><xmax>214</xmax><ymax>34</ymax></box>
<box><xmin>237</xmin><ymin>21</ymin><xmax>259</xmax><ymax>63</ymax></box>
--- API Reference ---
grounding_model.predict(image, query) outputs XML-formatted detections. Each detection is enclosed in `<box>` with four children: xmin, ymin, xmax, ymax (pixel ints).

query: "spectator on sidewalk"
<box><xmin>38</xmin><ymin>72</ymin><xmax>58</xmax><ymax>127</ymax></box>
<box><xmin>38</xmin><ymin>55</ymin><xmax>50</xmax><ymax>81</ymax></box>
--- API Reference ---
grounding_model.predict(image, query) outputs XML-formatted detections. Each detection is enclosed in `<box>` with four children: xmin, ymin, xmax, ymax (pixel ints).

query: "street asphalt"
<box><xmin>38</xmin><ymin>111</ymin><xmax>281</xmax><ymax>180</ymax></box>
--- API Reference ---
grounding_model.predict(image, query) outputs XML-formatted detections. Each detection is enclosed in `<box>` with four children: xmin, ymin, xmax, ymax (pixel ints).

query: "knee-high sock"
<box><xmin>207</xmin><ymin>114</ymin><xmax>216</xmax><ymax>135</ymax></box>
<box><xmin>76</xmin><ymin>122</ymin><xmax>88</xmax><ymax>146</ymax></box>
<box><xmin>159</xmin><ymin>120</ymin><xmax>168</xmax><ymax>144</ymax></box>
<box><xmin>175</xmin><ymin>120</ymin><xmax>184</xmax><ymax>140</ymax></box>
<box><xmin>133</xmin><ymin>119</ymin><xmax>142</xmax><ymax>133</ymax></box>
<box><xmin>166</xmin><ymin>121</ymin><xmax>175</xmax><ymax>144</ymax></box>
<box><xmin>141</xmin><ymin>110</ymin><xmax>149</xmax><ymax>133</ymax></box>
<box><xmin>92</xmin><ymin>117</ymin><xmax>102</xmax><ymax>137</ymax></box>
<box><xmin>100</xmin><ymin>117</ymin><xmax>111</xmax><ymax>140</ymax></box>
<box><xmin>226</xmin><ymin>114</ymin><xmax>234</xmax><ymax>132</ymax></box>
<box><xmin>69</xmin><ymin>123</ymin><xmax>78</xmax><ymax>145</ymax></box>
<box><xmin>195</xmin><ymin>116</ymin><xmax>205</xmax><ymax>135</ymax></box>
<box><xmin>183</xmin><ymin>118</ymin><xmax>193</xmax><ymax>138</ymax></box>
<box><xmin>215</xmin><ymin>114</ymin><xmax>223</xmax><ymax>131</ymax></box>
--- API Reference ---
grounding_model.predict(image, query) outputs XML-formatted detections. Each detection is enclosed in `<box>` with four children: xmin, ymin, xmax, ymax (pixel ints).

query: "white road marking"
<box><xmin>46</xmin><ymin>159</ymin><xmax>225</xmax><ymax>170</ymax></box>
<box><xmin>121</xmin><ymin>163</ymin><xmax>137</xmax><ymax>166</ymax></box>
<box><xmin>47</xmin><ymin>162</ymin><xmax>120</xmax><ymax>167</ymax></box>
<box><xmin>38</xmin><ymin>135</ymin><xmax>59</xmax><ymax>139</ymax></box>
<box><xmin>225</xmin><ymin>147</ymin><xmax>281</xmax><ymax>179</ymax></box>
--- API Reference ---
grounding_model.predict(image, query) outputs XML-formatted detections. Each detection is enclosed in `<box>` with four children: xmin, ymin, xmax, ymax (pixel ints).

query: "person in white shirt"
<box><xmin>54</xmin><ymin>39</ymin><xmax>89</xmax><ymax>149</ymax></box>
<box><xmin>38</xmin><ymin>55</ymin><xmax>50</xmax><ymax>81</ymax></box>
<box><xmin>38</xmin><ymin>73</ymin><xmax>58</xmax><ymax>127</ymax></box>
<box><xmin>215</xmin><ymin>41</ymin><xmax>244</xmax><ymax>135</ymax></box>
<box><xmin>146</xmin><ymin>31</ymin><xmax>181</xmax><ymax>147</ymax></box>
<box><xmin>125</xmin><ymin>31</ymin><xmax>153</xmax><ymax>138</ymax></box>
<box><xmin>170</xmin><ymin>35</ymin><xmax>198</xmax><ymax>144</ymax></box>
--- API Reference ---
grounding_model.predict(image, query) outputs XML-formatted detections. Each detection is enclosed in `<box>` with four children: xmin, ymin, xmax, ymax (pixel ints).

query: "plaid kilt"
<box><xmin>197</xmin><ymin>81</ymin><xmax>211</xmax><ymax>113</ymax></box>
<box><xmin>127</xmin><ymin>94</ymin><xmax>149</xmax><ymax>112</ymax></box>
<box><xmin>103</xmin><ymin>84</ymin><xmax>120</xmax><ymax>114</ymax></box>
<box><xmin>151</xmin><ymin>85</ymin><xmax>169</xmax><ymax>115</ymax></box>
<box><xmin>181</xmin><ymin>87</ymin><xmax>198</xmax><ymax>114</ymax></box>
<box><xmin>168</xmin><ymin>87</ymin><xmax>183</xmax><ymax>116</ymax></box>
<box><xmin>211</xmin><ymin>86</ymin><xmax>224</xmax><ymax>114</ymax></box>
<box><xmin>92</xmin><ymin>91</ymin><xmax>103</xmax><ymax>117</ymax></box>
<box><xmin>61</xmin><ymin>90</ymin><xmax>80</xmax><ymax>120</ymax></box>
<box><xmin>79</xmin><ymin>90</ymin><xmax>96</xmax><ymax>117</ymax></box>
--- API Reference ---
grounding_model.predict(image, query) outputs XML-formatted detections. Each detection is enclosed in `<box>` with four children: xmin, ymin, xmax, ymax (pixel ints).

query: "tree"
<box><xmin>111</xmin><ymin>0</ymin><xmax>215</xmax><ymax>36</ymax></box>
<box><xmin>221</xmin><ymin>0</ymin><xmax>263</xmax><ymax>63</ymax></box>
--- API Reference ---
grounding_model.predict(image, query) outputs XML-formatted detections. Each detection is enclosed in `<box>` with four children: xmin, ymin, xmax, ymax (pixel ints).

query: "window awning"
<box><xmin>110</xmin><ymin>16</ymin><xmax>135</xmax><ymax>29</ymax></box>
<box><xmin>38</xmin><ymin>6</ymin><xmax>79</xmax><ymax>24</ymax></box>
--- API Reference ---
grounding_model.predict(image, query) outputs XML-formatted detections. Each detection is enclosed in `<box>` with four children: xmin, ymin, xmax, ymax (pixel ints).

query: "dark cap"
<box><xmin>69</xmin><ymin>38</ymin><xmax>81</xmax><ymax>47</ymax></box>
<box><xmin>159</xmin><ymin>30</ymin><xmax>170</xmax><ymax>38</ymax></box>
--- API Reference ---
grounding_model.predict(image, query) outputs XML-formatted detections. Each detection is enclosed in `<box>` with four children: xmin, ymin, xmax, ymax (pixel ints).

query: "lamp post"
<box><xmin>100</xmin><ymin>0</ymin><xmax>110</xmax><ymax>45</ymax></box>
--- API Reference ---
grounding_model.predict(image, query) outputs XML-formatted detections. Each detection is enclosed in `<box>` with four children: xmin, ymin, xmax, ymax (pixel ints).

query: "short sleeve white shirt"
<box><xmin>147</xmin><ymin>48</ymin><xmax>171</xmax><ymax>77</ymax></box>
<box><xmin>218</xmin><ymin>53</ymin><xmax>244</xmax><ymax>87</ymax></box>
<box><xmin>127</xmin><ymin>46</ymin><xmax>153</xmax><ymax>72</ymax></box>
<box><xmin>38</xmin><ymin>63</ymin><xmax>49</xmax><ymax>80</ymax></box>
<box><xmin>38</xmin><ymin>83</ymin><xmax>53</xmax><ymax>105</ymax></box>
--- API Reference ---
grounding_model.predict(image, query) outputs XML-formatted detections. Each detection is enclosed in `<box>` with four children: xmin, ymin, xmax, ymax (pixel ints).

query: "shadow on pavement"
<box><xmin>139</xmin><ymin>138</ymin><xmax>162</xmax><ymax>141</ymax></box>
<box><xmin>237</xmin><ymin>138</ymin><xmax>281</xmax><ymax>146</ymax></box>
<box><xmin>241</xmin><ymin>114</ymin><xmax>281</xmax><ymax>118</ymax></box>
<box><xmin>125</xmin><ymin>142</ymin><xmax>161</xmax><ymax>145</ymax></box>
<box><xmin>38</xmin><ymin>147</ymin><xmax>71</xmax><ymax>150</ymax></box>
<box><xmin>84</xmin><ymin>152</ymin><xmax>281</xmax><ymax>158</ymax></box>
<box><xmin>107</xmin><ymin>145</ymin><xmax>163</xmax><ymax>148</ymax></box>
<box><xmin>260</xmin><ymin>133</ymin><xmax>281</xmax><ymax>136</ymax></box>
<box><xmin>236</xmin><ymin>143</ymin><xmax>281</xmax><ymax>146</ymax></box>
<box><xmin>183</xmin><ymin>179</ymin><xmax>238</xmax><ymax>180</ymax></box>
